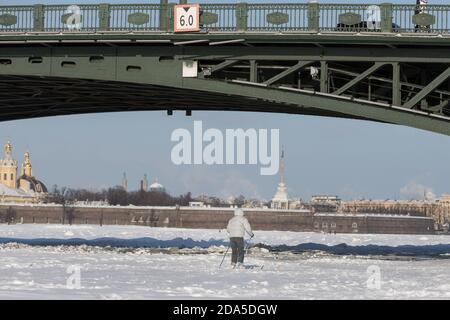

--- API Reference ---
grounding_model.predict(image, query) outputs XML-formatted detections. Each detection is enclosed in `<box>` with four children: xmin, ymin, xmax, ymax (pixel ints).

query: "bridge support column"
<box><xmin>320</xmin><ymin>61</ymin><xmax>329</xmax><ymax>93</ymax></box>
<box><xmin>392</xmin><ymin>62</ymin><xmax>401</xmax><ymax>106</ymax></box>
<box><xmin>250</xmin><ymin>60</ymin><xmax>257</xmax><ymax>83</ymax></box>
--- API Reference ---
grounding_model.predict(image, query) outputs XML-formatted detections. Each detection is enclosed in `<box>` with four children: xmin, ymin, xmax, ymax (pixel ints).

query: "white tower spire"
<box><xmin>271</xmin><ymin>146</ymin><xmax>289</xmax><ymax>210</ymax></box>
<box><xmin>122</xmin><ymin>172</ymin><xmax>128</xmax><ymax>191</ymax></box>
<box><xmin>280</xmin><ymin>145</ymin><xmax>285</xmax><ymax>184</ymax></box>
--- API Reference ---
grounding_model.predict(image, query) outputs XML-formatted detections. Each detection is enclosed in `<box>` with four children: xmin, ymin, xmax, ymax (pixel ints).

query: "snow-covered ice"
<box><xmin>0</xmin><ymin>224</ymin><xmax>450</xmax><ymax>299</ymax></box>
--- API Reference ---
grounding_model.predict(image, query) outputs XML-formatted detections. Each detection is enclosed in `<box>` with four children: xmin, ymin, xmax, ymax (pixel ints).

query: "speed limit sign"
<box><xmin>174</xmin><ymin>4</ymin><xmax>200</xmax><ymax>33</ymax></box>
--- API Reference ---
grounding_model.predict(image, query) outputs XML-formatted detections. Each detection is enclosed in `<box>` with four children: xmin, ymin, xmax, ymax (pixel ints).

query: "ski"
<box><xmin>244</xmin><ymin>265</ymin><xmax>264</xmax><ymax>270</ymax></box>
<box><xmin>234</xmin><ymin>264</ymin><xmax>264</xmax><ymax>270</ymax></box>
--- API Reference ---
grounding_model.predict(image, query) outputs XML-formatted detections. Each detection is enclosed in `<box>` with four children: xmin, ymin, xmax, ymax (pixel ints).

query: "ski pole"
<box><xmin>244</xmin><ymin>236</ymin><xmax>264</xmax><ymax>270</ymax></box>
<box><xmin>245</xmin><ymin>235</ymin><xmax>254</xmax><ymax>255</ymax></box>
<box><xmin>219</xmin><ymin>243</ymin><xmax>230</xmax><ymax>269</ymax></box>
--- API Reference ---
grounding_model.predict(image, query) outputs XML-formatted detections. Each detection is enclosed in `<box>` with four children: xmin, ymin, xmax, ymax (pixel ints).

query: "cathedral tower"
<box><xmin>141</xmin><ymin>174</ymin><xmax>148</xmax><ymax>192</ymax></box>
<box><xmin>0</xmin><ymin>141</ymin><xmax>18</xmax><ymax>189</ymax></box>
<box><xmin>21</xmin><ymin>152</ymin><xmax>33</xmax><ymax>177</ymax></box>
<box><xmin>18</xmin><ymin>151</ymin><xmax>47</xmax><ymax>194</ymax></box>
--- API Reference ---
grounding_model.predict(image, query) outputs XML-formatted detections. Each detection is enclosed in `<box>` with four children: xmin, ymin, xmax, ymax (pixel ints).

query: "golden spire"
<box><xmin>4</xmin><ymin>141</ymin><xmax>12</xmax><ymax>155</ymax></box>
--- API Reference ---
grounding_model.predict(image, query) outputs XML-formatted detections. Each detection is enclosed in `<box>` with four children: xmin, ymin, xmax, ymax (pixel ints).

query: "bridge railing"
<box><xmin>319</xmin><ymin>3</ymin><xmax>382</xmax><ymax>32</ymax></box>
<box><xmin>246</xmin><ymin>3</ymin><xmax>309</xmax><ymax>32</ymax></box>
<box><xmin>43</xmin><ymin>5</ymin><xmax>100</xmax><ymax>31</ymax></box>
<box><xmin>0</xmin><ymin>5</ymin><xmax>35</xmax><ymax>32</ymax></box>
<box><xmin>392</xmin><ymin>4</ymin><xmax>450</xmax><ymax>33</ymax></box>
<box><xmin>0</xmin><ymin>2</ymin><xmax>449</xmax><ymax>34</ymax></box>
<box><xmin>109</xmin><ymin>4</ymin><xmax>161</xmax><ymax>31</ymax></box>
<box><xmin>198</xmin><ymin>3</ymin><xmax>238</xmax><ymax>32</ymax></box>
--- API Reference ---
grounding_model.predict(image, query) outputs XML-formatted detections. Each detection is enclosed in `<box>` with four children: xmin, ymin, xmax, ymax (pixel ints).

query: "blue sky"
<box><xmin>0</xmin><ymin>0</ymin><xmax>449</xmax><ymax>201</ymax></box>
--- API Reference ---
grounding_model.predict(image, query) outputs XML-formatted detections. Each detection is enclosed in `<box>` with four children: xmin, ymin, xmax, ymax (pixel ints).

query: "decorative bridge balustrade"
<box><xmin>0</xmin><ymin>2</ymin><xmax>449</xmax><ymax>34</ymax></box>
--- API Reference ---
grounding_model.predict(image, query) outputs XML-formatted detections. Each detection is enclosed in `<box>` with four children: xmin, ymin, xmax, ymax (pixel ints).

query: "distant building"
<box><xmin>310</xmin><ymin>195</ymin><xmax>342</xmax><ymax>212</ymax></box>
<box><xmin>341</xmin><ymin>199</ymin><xmax>435</xmax><ymax>217</ymax></box>
<box><xmin>439</xmin><ymin>194</ymin><xmax>450</xmax><ymax>205</ymax></box>
<box><xmin>242</xmin><ymin>199</ymin><xmax>266</xmax><ymax>209</ymax></box>
<box><xmin>0</xmin><ymin>141</ymin><xmax>47</xmax><ymax>203</ymax></box>
<box><xmin>271</xmin><ymin>148</ymin><xmax>289</xmax><ymax>210</ymax></box>
<box><xmin>436</xmin><ymin>195</ymin><xmax>450</xmax><ymax>225</ymax></box>
<box><xmin>189</xmin><ymin>201</ymin><xmax>206</xmax><ymax>208</ymax></box>
<box><xmin>336</xmin><ymin>196</ymin><xmax>450</xmax><ymax>229</ymax></box>
<box><xmin>149</xmin><ymin>179</ymin><xmax>165</xmax><ymax>192</ymax></box>
<box><xmin>74</xmin><ymin>200</ymin><xmax>109</xmax><ymax>206</ymax></box>
<box><xmin>311</xmin><ymin>195</ymin><xmax>341</xmax><ymax>205</ymax></box>
<box><xmin>140</xmin><ymin>174</ymin><xmax>148</xmax><ymax>192</ymax></box>
<box><xmin>195</xmin><ymin>194</ymin><xmax>225</xmax><ymax>207</ymax></box>
<box><xmin>313</xmin><ymin>213</ymin><xmax>434</xmax><ymax>234</ymax></box>
<box><xmin>0</xmin><ymin>204</ymin><xmax>434</xmax><ymax>234</ymax></box>
<box><xmin>288</xmin><ymin>198</ymin><xmax>303</xmax><ymax>210</ymax></box>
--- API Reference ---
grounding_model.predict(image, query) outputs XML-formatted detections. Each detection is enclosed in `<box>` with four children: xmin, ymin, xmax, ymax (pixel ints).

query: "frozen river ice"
<box><xmin>0</xmin><ymin>224</ymin><xmax>450</xmax><ymax>299</ymax></box>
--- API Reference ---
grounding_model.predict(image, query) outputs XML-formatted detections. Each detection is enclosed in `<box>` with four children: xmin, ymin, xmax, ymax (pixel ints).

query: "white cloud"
<box><xmin>400</xmin><ymin>181</ymin><xmax>437</xmax><ymax>200</ymax></box>
<box><xmin>177</xmin><ymin>168</ymin><xmax>265</xmax><ymax>200</ymax></box>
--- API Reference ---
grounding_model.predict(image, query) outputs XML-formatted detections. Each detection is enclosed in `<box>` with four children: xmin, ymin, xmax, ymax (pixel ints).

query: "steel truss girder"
<box><xmin>333</xmin><ymin>62</ymin><xmax>387</xmax><ymax>96</ymax></box>
<box><xmin>181</xmin><ymin>47</ymin><xmax>450</xmax><ymax>64</ymax></box>
<box><xmin>210</xmin><ymin>60</ymin><xmax>238</xmax><ymax>73</ymax></box>
<box><xmin>403</xmin><ymin>66</ymin><xmax>450</xmax><ymax>109</ymax></box>
<box><xmin>328</xmin><ymin>66</ymin><xmax>450</xmax><ymax>105</ymax></box>
<box><xmin>201</xmin><ymin>48</ymin><xmax>450</xmax><ymax>112</ymax></box>
<box><xmin>263</xmin><ymin>61</ymin><xmax>313</xmax><ymax>85</ymax></box>
<box><xmin>181</xmin><ymin>78</ymin><xmax>450</xmax><ymax>136</ymax></box>
<box><xmin>0</xmin><ymin>75</ymin><xmax>366</xmax><ymax>121</ymax></box>
<box><xmin>2</xmin><ymin>33</ymin><xmax>450</xmax><ymax>48</ymax></box>
<box><xmin>0</xmin><ymin>45</ymin><xmax>449</xmax><ymax>135</ymax></box>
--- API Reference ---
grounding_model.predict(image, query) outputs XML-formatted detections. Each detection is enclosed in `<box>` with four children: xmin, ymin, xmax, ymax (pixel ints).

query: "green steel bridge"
<box><xmin>1</xmin><ymin>2</ymin><xmax>450</xmax><ymax>135</ymax></box>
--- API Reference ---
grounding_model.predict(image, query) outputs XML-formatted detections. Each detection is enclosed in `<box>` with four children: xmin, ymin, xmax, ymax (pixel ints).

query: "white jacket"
<box><xmin>227</xmin><ymin>209</ymin><xmax>254</xmax><ymax>238</ymax></box>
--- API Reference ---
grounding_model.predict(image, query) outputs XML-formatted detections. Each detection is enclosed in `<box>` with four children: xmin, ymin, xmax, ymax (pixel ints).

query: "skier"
<box><xmin>226</xmin><ymin>208</ymin><xmax>254</xmax><ymax>268</ymax></box>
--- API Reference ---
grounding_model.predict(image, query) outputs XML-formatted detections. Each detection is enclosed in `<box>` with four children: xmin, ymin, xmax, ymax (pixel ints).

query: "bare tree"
<box><xmin>4</xmin><ymin>206</ymin><xmax>16</xmax><ymax>225</ymax></box>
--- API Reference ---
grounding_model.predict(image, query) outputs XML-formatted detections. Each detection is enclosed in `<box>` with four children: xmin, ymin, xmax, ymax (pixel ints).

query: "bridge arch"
<box><xmin>0</xmin><ymin>2</ymin><xmax>450</xmax><ymax>135</ymax></box>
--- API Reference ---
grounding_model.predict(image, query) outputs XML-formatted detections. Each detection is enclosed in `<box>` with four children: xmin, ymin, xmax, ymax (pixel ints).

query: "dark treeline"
<box><xmin>45</xmin><ymin>185</ymin><xmax>193</xmax><ymax>207</ymax></box>
<box><xmin>0</xmin><ymin>206</ymin><xmax>16</xmax><ymax>224</ymax></box>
